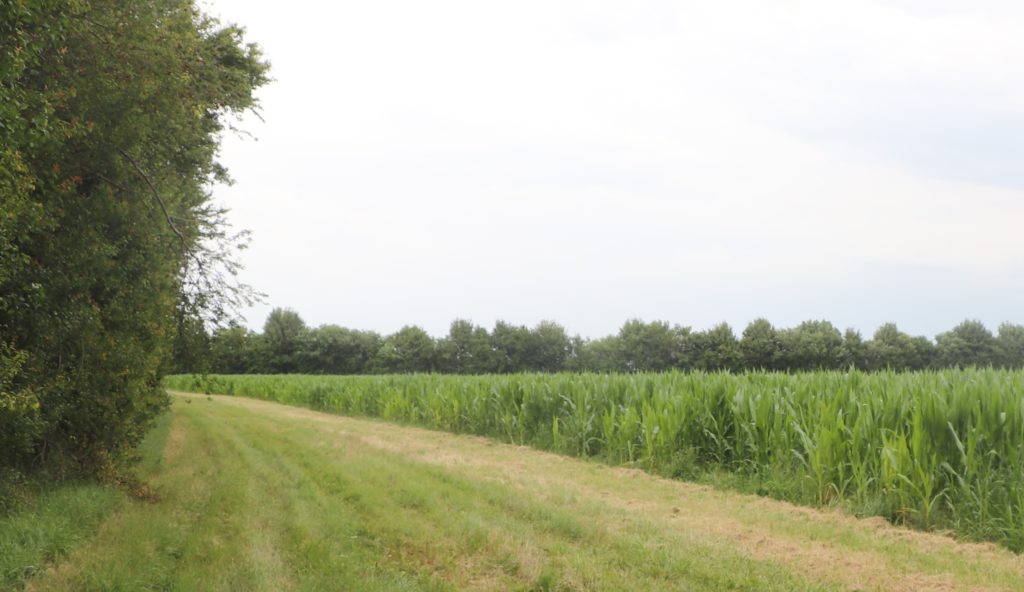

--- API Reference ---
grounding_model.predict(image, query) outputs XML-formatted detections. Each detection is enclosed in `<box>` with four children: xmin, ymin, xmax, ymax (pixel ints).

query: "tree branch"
<box><xmin>116</xmin><ymin>148</ymin><xmax>190</xmax><ymax>252</ymax></box>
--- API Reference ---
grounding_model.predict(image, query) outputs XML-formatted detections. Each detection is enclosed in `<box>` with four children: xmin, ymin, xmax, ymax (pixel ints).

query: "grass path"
<box><xmin>17</xmin><ymin>392</ymin><xmax>1024</xmax><ymax>591</ymax></box>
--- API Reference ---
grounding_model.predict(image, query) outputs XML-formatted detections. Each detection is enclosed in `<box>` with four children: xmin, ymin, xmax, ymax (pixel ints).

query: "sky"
<box><xmin>200</xmin><ymin>0</ymin><xmax>1024</xmax><ymax>340</ymax></box>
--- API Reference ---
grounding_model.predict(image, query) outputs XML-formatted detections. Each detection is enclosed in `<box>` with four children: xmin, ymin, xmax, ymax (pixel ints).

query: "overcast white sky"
<box><xmin>201</xmin><ymin>0</ymin><xmax>1024</xmax><ymax>339</ymax></box>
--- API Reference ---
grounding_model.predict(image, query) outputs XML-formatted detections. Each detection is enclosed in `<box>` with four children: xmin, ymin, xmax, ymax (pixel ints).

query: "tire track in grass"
<box><xmin>202</xmin><ymin>404</ymin><xmax>435</xmax><ymax>591</ymax></box>
<box><xmin>193</xmin><ymin>396</ymin><xmax>828</xmax><ymax>591</ymax></box>
<box><xmin>26</xmin><ymin>404</ymin><xmax>428</xmax><ymax>592</ymax></box>
<box><xmin>226</xmin><ymin>403</ymin><xmax>815</xmax><ymax>585</ymax></box>
<box><xmin>27</xmin><ymin>413</ymin><xmax>221</xmax><ymax>591</ymax></box>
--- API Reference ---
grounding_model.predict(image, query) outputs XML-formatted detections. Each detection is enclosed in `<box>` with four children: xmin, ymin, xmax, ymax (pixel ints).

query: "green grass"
<box><xmin>164</xmin><ymin>370</ymin><xmax>1024</xmax><ymax>551</ymax></box>
<box><xmin>22</xmin><ymin>395</ymin><xmax>835</xmax><ymax>591</ymax></box>
<box><xmin>0</xmin><ymin>487</ymin><xmax>121</xmax><ymax>588</ymax></box>
<box><xmin>14</xmin><ymin>393</ymin><xmax>1024</xmax><ymax>591</ymax></box>
<box><xmin>0</xmin><ymin>413</ymin><xmax>172</xmax><ymax>590</ymax></box>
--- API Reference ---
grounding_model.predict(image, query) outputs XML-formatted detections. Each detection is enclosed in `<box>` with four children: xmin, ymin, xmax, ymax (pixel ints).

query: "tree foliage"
<box><xmin>778</xmin><ymin>321</ymin><xmax>846</xmax><ymax>371</ymax></box>
<box><xmin>865</xmin><ymin>323</ymin><xmax>934</xmax><ymax>370</ymax></box>
<box><xmin>740</xmin><ymin>318</ymin><xmax>781</xmax><ymax>370</ymax></box>
<box><xmin>616</xmin><ymin>319</ymin><xmax>676</xmax><ymax>372</ymax></box>
<box><xmin>1</xmin><ymin>0</ymin><xmax>268</xmax><ymax>475</ymax></box>
<box><xmin>936</xmin><ymin>320</ymin><xmax>998</xmax><ymax>368</ymax></box>
<box><xmin>996</xmin><ymin>324</ymin><xmax>1024</xmax><ymax>370</ymax></box>
<box><xmin>692</xmin><ymin>322</ymin><xmax>742</xmax><ymax>371</ymax></box>
<box><xmin>376</xmin><ymin>326</ymin><xmax>437</xmax><ymax>373</ymax></box>
<box><xmin>190</xmin><ymin>312</ymin><xmax>1024</xmax><ymax>376</ymax></box>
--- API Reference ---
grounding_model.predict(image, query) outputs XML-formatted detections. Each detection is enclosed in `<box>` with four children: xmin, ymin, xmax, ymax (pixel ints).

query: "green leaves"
<box><xmin>0</xmin><ymin>0</ymin><xmax>269</xmax><ymax>476</ymax></box>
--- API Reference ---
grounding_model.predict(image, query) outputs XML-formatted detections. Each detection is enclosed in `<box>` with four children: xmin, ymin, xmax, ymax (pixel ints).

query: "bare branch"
<box><xmin>117</xmin><ymin>148</ymin><xmax>191</xmax><ymax>252</ymax></box>
<box><xmin>105</xmin><ymin>151</ymin><xmax>263</xmax><ymax>327</ymax></box>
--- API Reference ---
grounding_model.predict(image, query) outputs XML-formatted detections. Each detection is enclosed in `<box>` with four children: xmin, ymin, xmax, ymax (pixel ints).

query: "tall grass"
<box><xmin>164</xmin><ymin>370</ymin><xmax>1024</xmax><ymax>550</ymax></box>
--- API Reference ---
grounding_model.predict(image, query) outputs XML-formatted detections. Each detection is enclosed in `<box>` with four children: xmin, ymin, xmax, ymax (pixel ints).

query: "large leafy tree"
<box><xmin>840</xmin><ymin>328</ymin><xmax>868</xmax><ymax>370</ymax></box>
<box><xmin>304</xmin><ymin>325</ymin><xmax>382</xmax><ymax>375</ymax></box>
<box><xmin>437</xmin><ymin>319</ymin><xmax>493</xmax><ymax>374</ymax></box>
<box><xmin>866</xmin><ymin>323</ymin><xmax>921</xmax><ymax>370</ymax></box>
<box><xmin>778</xmin><ymin>320</ymin><xmax>845</xmax><ymax>371</ymax></box>
<box><xmin>529</xmin><ymin>321</ymin><xmax>571</xmax><ymax>373</ymax></box>
<box><xmin>739</xmin><ymin>318</ymin><xmax>781</xmax><ymax>370</ymax></box>
<box><xmin>996</xmin><ymin>323</ymin><xmax>1024</xmax><ymax>369</ymax></box>
<box><xmin>692</xmin><ymin>322</ymin><xmax>742</xmax><ymax>372</ymax></box>
<box><xmin>209</xmin><ymin>323</ymin><xmax>261</xmax><ymax>374</ymax></box>
<box><xmin>936</xmin><ymin>320</ymin><xmax>998</xmax><ymax>368</ymax></box>
<box><xmin>263</xmin><ymin>308</ymin><xmax>307</xmax><ymax>372</ymax></box>
<box><xmin>575</xmin><ymin>335</ymin><xmax>622</xmax><ymax>372</ymax></box>
<box><xmin>0</xmin><ymin>0</ymin><xmax>268</xmax><ymax>474</ymax></box>
<box><xmin>376</xmin><ymin>326</ymin><xmax>437</xmax><ymax>373</ymax></box>
<box><xmin>491</xmin><ymin>321</ymin><xmax>533</xmax><ymax>373</ymax></box>
<box><xmin>616</xmin><ymin>319</ymin><xmax>676</xmax><ymax>372</ymax></box>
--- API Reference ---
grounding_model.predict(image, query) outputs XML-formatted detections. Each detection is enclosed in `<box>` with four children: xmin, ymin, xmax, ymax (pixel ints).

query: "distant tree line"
<box><xmin>172</xmin><ymin>309</ymin><xmax>1024</xmax><ymax>375</ymax></box>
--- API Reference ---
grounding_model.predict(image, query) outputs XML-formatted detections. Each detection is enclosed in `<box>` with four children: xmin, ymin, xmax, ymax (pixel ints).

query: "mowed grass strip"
<box><xmin>23</xmin><ymin>395</ymin><xmax>820</xmax><ymax>591</ymax></box>
<box><xmin>20</xmin><ymin>393</ymin><xmax>1024</xmax><ymax>591</ymax></box>
<box><xmin>0</xmin><ymin>414</ymin><xmax>173</xmax><ymax>590</ymax></box>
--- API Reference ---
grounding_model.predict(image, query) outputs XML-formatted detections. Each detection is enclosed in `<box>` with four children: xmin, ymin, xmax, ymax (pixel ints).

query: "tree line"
<box><xmin>172</xmin><ymin>308</ymin><xmax>1024</xmax><ymax>375</ymax></box>
<box><xmin>1</xmin><ymin>1</ymin><xmax>268</xmax><ymax>484</ymax></box>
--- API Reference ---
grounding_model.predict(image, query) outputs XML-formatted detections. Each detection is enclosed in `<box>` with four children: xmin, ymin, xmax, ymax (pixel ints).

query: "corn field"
<box><xmin>164</xmin><ymin>370</ymin><xmax>1024</xmax><ymax>550</ymax></box>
